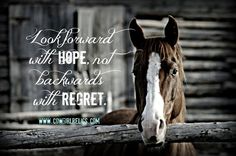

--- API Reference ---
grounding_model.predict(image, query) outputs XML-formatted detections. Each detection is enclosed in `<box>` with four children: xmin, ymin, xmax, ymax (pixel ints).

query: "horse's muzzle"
<box><xmin>140</xmin><ymin>117</ymin><xmax>166</xmax><ymax>146</ymax></box>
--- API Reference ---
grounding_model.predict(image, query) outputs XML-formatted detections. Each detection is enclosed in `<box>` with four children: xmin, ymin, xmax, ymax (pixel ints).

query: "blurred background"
<box><xmin>0</xmin><ymin>0</ymin><xmax>236</xmax><ymax>155</ymax></box>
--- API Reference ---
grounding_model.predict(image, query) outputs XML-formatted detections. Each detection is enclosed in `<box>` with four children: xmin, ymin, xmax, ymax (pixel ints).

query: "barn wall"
<box><xmin>1</xmin><ymin>0</ymin><xmax>236</xmax><ymax>114</ymax></box>
<box><xmin>9</xmin><ymin>5</ymin><xmax>76</xmax><ymax>112</ymax></box>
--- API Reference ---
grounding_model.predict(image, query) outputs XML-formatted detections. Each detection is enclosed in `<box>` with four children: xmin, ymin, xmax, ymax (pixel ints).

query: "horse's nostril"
<box><xmin>159</xmin><ymin>119</ymin><xmax>164</xmax><ymax>129</ymax></box>
<box><xmin>149</xmin><ymin>136</ymin><xmax>157</xmax><ymax>142</ymax></box>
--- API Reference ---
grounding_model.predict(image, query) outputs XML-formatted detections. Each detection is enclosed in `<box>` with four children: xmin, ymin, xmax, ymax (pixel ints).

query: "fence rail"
<box><xmin>0</xmin><ymin>122</ymin><xmax>235</xmax><ymax>149</ymax></box>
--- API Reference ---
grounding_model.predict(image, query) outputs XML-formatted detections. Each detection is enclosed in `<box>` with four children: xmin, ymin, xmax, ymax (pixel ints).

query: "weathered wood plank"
<box><xmin>182</xmin><ymin>49</ymin><xmax>236</xmax><ymax>59</ymax></box>
<box><xmin>143</xmin><ymin>28</ymin><xmax>236</xmax><ymax>41</ymax></box>
<box><xmin>180</xmin><ymin>40</ymin><xmax>236</xmax><ymax>49</ymax></box>
<box><xmin>136</xmin><ymin>10</ymin><xmax>236</xmax><ymax>20</ymax></box>
<box><xmin>138</xmin><ymin>19</ymin><xmax>235</xmax><ymax>29</ymax></box>
<box><xmin>0</xmin><ymin>57</ymin><xmax>8</xmax><ymax>67</ymax></box>
<box><xmin>186</xmin><ymin>115</ymin><xmax>236</xmax><ymax>122</ymax></box>
<box><xmin>184</xmin><ymin>84</ymin><xmax>236</xmax><ymax>96</ymax></box>
<box><xmin>0</xmin><ymin>122</ymin><xmax>235</xmax><ymax>149</ymax></box>
<box><xmin>0</xmin><ymin>24</ymin><xmax>8</xmax><ymax>33</ymax></box>
<box><xmin>4</xmin><ymin>0</ymin><xmax>236</xmax><ymax>6</ymax></box>
<box><xmin>227</xmin><ymin>58</ymin><xmax>236</xmax><ymax>65</ymax></box>
<box><xmin>187</xmin><ymin>109</ymin><xmax>236</xmax><ymax>115</ymax></box>
<box><xmin>0</xmin><ymin>15</ymin><xmax>7</xmax><ymax>23</ymax></box>
<box><xmin>185</xmin><ymin>72</ymin><xmax>231</xmax><ymax>84</ymax></box>
<box><xmin>0</xmin><ymin>80</ymin><xmax>9</xmax><ymax>92</ymax></box>
<box><xmin>0</xmin><ymin>68</ymin><xmax>8</xmax><ymax>78</ymax></box>
<box><xmin>0</xmin><ymin>33</ymin><xmax>8</xmax><ymax>43</ymax></box>
<box><xmin>0</xmin><ymin>43</ymin><xmax>7</xmax><ymax>53</ymax></box>
<box><xmin>184</xmin><ymin>61</ymin><xmax>229</xmax><ymax>71</ymax></box>
<box><xmin>0</xmin><ymin>94</ymin><xmax>9</xmax><ymax>106</ymax></box>
<box><xmin>186</xmin><ymin>97</ymin><xmax>236</xmax><ymax>109</ymax></box>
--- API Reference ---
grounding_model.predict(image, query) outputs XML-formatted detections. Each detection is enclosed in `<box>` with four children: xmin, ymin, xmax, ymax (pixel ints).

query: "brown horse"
<box><xmin>85</xmin><ymin>16</ymin><xmax>196</xmax><ymax>156</ymax></box>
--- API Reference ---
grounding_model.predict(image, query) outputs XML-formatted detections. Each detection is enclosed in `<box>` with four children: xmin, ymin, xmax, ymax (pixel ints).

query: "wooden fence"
<box><xmin>0</xmin><ymin>122</ymin><xmax>235</xmax><ymax>150</ymax></box>
<box><xmin>0</xmin><ymin>122</ymin><xmax>235</xmax><ymax>156</ymax></box>
<box><xmin>0</xmin><ymin>122</ymin><xmax>236</xmax><ymax>149</ymax></box>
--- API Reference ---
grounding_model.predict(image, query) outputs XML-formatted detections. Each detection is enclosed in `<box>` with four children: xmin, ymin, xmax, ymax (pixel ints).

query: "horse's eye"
<box><xmin>170</xmin><ymin>68</ymin><xmax>178</xmax><ymax>76</ymax></box>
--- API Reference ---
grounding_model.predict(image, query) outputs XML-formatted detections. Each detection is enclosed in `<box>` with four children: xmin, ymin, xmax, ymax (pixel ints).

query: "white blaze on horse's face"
<box><xmin>141</xmin><ymin>52</ymin><xmax>166</xmax><ymax>145</ymax></box>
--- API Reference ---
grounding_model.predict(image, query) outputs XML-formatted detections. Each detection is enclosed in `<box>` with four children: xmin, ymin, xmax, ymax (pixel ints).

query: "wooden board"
<box><xmin>0</xmin><ymin>122</ymin><xmax>235</xmax><ymax>149</ymax></box>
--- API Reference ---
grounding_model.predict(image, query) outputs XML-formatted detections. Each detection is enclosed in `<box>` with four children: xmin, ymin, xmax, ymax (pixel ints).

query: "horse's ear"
<box><xmin>129</xmin><ymin>18</ymin><xmax>145</xmax><ymax>49</ymax></box>
<box><xmin>164</xmin><ymin>15</ymin><xmax>179</xmax><ymax>47</ymax></box>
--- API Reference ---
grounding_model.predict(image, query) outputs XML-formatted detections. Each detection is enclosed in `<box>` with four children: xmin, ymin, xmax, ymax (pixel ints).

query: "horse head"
<box><xmin>129</xmin><ymin>15</ymin><xmax>186</xmax><ymax>146</ymax></box>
